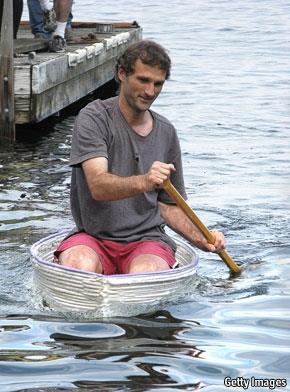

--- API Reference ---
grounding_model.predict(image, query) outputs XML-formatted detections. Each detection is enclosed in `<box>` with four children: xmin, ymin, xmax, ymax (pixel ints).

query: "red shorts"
<box><xmin>54</xmin><ymin>232</ymin><xmax>177</xmax><ymax>275</ymax></box>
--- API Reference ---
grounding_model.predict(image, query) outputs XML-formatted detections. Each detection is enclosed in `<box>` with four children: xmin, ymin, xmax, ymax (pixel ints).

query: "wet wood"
<box><xmin>0</xmin><ymin>0</ymin><xmax>15</xmax><ymax>143</ymax></box>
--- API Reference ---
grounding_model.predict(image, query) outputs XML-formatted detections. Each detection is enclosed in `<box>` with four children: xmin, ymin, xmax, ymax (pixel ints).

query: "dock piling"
<box><xmin>0</xmin><ymin>0</ymin><xmax>15</xmax><ymax>143</ymax></box>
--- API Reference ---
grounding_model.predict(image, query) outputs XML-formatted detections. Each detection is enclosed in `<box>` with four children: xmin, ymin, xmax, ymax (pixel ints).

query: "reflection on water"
<box><xmin>0</xmin><ymin>301</ymin><xmax>289</xmax><ymax>390</ymax></box>
<box><xmin>1</xmin><ymin>0</ymin><xmax>290</xmax><ymax>390</ymax></box>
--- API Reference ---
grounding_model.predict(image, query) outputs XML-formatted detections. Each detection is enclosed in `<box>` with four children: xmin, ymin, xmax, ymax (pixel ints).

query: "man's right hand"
<box><xmin>143</xmin><ymin>161</ymin><xmax>175</xmax><ymax>191</ymax></box>
<box><xmin>82</xmin><ymin>157</ymin><xmax>176</xmax><ymax>200</ymax></box>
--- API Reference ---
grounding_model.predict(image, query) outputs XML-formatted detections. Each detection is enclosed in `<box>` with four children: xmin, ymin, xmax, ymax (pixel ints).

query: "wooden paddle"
<box><xmin>163</xmin><ymin>179</ymin><xmax>241</xmax><ymax>274</ymax></box>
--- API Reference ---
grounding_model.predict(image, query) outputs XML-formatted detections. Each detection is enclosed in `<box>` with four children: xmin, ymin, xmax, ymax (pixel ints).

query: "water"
<box><xmin>0</xmin><ymin>0</ymin><xmax>290</xmax><ymax>390</ymax></box>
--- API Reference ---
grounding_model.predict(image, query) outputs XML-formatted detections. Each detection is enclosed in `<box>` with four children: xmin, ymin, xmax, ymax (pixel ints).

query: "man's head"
<box><xmin>115</xmin><ymin>40</ymin><xmax>171</xmax><ymax>83</ymax></box>
<box><xmin>116</xmin><ymin>40</ymin><xmax>171</xmax><ymax>114</ymax></box>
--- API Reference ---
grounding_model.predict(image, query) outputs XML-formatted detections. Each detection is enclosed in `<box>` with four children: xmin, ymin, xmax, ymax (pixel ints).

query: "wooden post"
<box><xmin>0</xmin><ymin>0</ymin><xmax>15</xmax><ymax>143</ymax></box>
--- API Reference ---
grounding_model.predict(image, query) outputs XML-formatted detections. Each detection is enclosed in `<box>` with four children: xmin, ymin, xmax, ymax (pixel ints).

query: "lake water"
<box><xmin>0</xmin><ymin>0</ymin><xmax>290</xmax><ymax>390</ymax></box>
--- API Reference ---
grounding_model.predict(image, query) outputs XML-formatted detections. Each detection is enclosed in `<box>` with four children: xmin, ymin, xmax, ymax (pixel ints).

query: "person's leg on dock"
<box><xmin>48</xmin><ymin>0</ymin><xmax>72</xmax><ymax>52</ymax></box>
<box><xmin>53</xmin><ymin>0</ymin><xmax>72</xmax><ymax>38</ymax></box>
<box><xmin>27</xmin><ymin>0</ymin><xmax>51</xmax><ymax>38</ymax></box>
<box><xmin>38</xmin><ymin>0</ymin><xmax>56</xmax><ymax>32</ymax></box>
<box><xmin>28</xmin><ymin>0</ymin><xmax>73</xmax><ymax>40</ymax></box>
<box><xmin>65</xmin><ymin>9</ymin><xmax>73</xmax><ymax>41</ymax></box>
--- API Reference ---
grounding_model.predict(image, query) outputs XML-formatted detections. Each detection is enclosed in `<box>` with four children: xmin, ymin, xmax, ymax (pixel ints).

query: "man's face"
<box><xmin>118</xmin><ymin>59</ymin><xmax>167</xmax><ymax>113</ymax></box>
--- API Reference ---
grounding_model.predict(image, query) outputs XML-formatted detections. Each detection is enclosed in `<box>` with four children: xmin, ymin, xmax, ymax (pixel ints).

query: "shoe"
<box><xmin>64</xmin><ymin>28</ymin><xmax>74</xmax><ymax>42</ymax></box>
<box><xmin>48</xmin><ymin>35</ymin><xmax>66</xmax><ymax>53</ymax></box>
<box><xmin>43</xmin><ymin>9</ymin><xmax>57</xmax><ymax>32</ymax></box>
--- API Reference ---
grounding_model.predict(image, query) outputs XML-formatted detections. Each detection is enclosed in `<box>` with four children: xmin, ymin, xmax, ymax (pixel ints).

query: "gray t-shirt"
<box><xmin>69</xmin><ymin>96</ymin><xmax>187</xmax><ymax>251</ymax></box>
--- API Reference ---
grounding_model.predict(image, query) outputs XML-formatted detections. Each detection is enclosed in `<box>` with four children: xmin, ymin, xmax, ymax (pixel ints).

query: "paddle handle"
<box><xmin>163</xmin><ymin>180</ymin><xmax>241</xmax><ymax>274</ymax></box>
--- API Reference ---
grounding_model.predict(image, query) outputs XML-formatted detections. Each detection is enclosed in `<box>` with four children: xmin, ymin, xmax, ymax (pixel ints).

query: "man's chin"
<box><xmin>138</xmin><ymin>99</ymin><xmax>153</xmax><ymax>110</ymax></box>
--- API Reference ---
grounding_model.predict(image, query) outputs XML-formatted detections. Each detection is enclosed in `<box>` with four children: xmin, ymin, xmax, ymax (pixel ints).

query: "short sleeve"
<box><xmin>70</xmin><ymin>103</ymin><xmax>110</xmax><ymax>166</ymax></box>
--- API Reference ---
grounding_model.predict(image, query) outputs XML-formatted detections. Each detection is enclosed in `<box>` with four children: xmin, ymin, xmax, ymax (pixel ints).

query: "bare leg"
<box><xmin>58</xmin><ymin>245</ymin><xmax>103</xmax><ymax>273</ymax></box>
<box><xmin>127</xmin><ymin>254</ymin><xmax>170</xmax><ymax>274</ymax></box>
<box><xmin>53</xmin><ymin>0</ymin><xmax>71</xmax><ymax>22</ymax></box>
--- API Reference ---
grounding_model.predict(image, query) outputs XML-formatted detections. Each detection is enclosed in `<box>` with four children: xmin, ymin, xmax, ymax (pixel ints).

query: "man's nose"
<box><xmin>145</xmin><ymin>83</ymin><xmax>155</xmax><ymax>96</ymax></box>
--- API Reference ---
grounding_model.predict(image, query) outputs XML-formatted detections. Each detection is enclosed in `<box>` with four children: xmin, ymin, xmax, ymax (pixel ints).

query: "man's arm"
<box><xmin>82</xmin><ymin>157</ymin><xmax>175</xmax><ymax>201</ymax></box>
<box><xmin>159</xmin><ymin>202</ymin><xmax>225</xmax><ymax>253</ymax></box>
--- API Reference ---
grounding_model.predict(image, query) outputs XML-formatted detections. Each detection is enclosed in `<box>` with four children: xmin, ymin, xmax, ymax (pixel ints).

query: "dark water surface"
<box><xmin>1</xmin><ymin>1</ymin><xmax>289</xmax><ymax>390</ymax></box>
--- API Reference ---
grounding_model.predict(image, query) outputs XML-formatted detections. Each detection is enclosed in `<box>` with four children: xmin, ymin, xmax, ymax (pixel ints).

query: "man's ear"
<box><xmin>117</xmin><ymin>66</ymin><xmax>126</xmax><ymax>82</ymax></box>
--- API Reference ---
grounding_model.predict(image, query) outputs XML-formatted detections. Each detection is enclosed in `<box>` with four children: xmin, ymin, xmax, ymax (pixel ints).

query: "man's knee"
<box><xmin>127</xmin><ymin>254</ymin><xmax>170</xmax><ymax>274</ymax></box>
<box><xmin>58</xmin><ymin>245</ymin><xmax>103</xmax><ymax>273</ymax></box>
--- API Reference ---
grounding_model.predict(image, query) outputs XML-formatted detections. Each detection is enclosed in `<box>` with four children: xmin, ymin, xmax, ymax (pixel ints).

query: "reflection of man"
<box><xmin>37</xmin><ymin>0</ymin><xmax>72</xmax><ymax>52</ymax></box>
<box><xmin>27</xmin><ymin>0</ymin><xmax>73</xmax><ymax>40</ymax></box>
<box><xmin>54</xmin><ymin>40</ymin><xmax>225</xmax><ymax>275</ymax></box>
<box><xmin>0</xmin><ymin>0</ymin><xmax>23</xmax><ymax>39</ymax></box>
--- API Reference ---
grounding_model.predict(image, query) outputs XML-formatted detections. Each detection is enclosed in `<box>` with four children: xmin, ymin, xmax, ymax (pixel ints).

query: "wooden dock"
<box><xmin>13</xmin><ymin>21</ymin><xmax>142</xmax><ymax>125</ymax></box>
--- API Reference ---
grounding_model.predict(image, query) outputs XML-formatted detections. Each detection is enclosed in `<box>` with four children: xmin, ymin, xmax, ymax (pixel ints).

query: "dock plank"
<box><xmin>14</xmin><ymin>38</ymin><xmax>48</xmax><ymax>54</ymax></box>
<box><xmin>12</xmin><ymin>22</ymin><xmax>142</xmax><ymax>124</ymax></box>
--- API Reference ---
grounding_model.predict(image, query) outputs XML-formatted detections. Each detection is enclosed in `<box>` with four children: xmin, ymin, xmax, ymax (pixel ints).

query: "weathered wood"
<box><xmin>15</xmin><ymin>110</ymin><xmax>31</xmax><ymax>124</ymax></box>
<box><xmin>32</xmin><ymin>56</ymin><xmax>118</xmax><ymax>123</ymax></box>
<box><xmin>11</xmin><ymin>23</ymin><xmax>142</xmax><ymax>125</ymax></box>
<box><xmin>31</xmin><ymin>33</ymin><xmax>140</xmax><ymax>94</ymax></box>
<box><xmin>0</xmin><ymin>0</ymin><xmax>15</xmax><ymax>142</ymax></box>
<box><xmin>19</xmin><ymin>20</ymin><xmax>139</xmax><ymax>29</ymax></box>
<box><xmin>14</xmin><ymin>38</ymin><xmax>48</xmax><ymax>54</ymax></box>
<box><xmin>14</xmin><ymin>65</ymin><xmax>31</xmax><ymax>94</ymax></box>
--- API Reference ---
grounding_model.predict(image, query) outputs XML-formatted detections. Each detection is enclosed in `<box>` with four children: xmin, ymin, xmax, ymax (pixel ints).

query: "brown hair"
<box><xmin>115</xmin><ymin>40</ymin><xmax>171</xmax><ymax>82</ymax></box>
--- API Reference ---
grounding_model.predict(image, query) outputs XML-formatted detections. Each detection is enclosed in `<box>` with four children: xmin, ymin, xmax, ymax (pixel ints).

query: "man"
<box><xmin>55</xmin><ymin>40</ymin><xmax>225</xmax><ymax>275</ymax></box>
